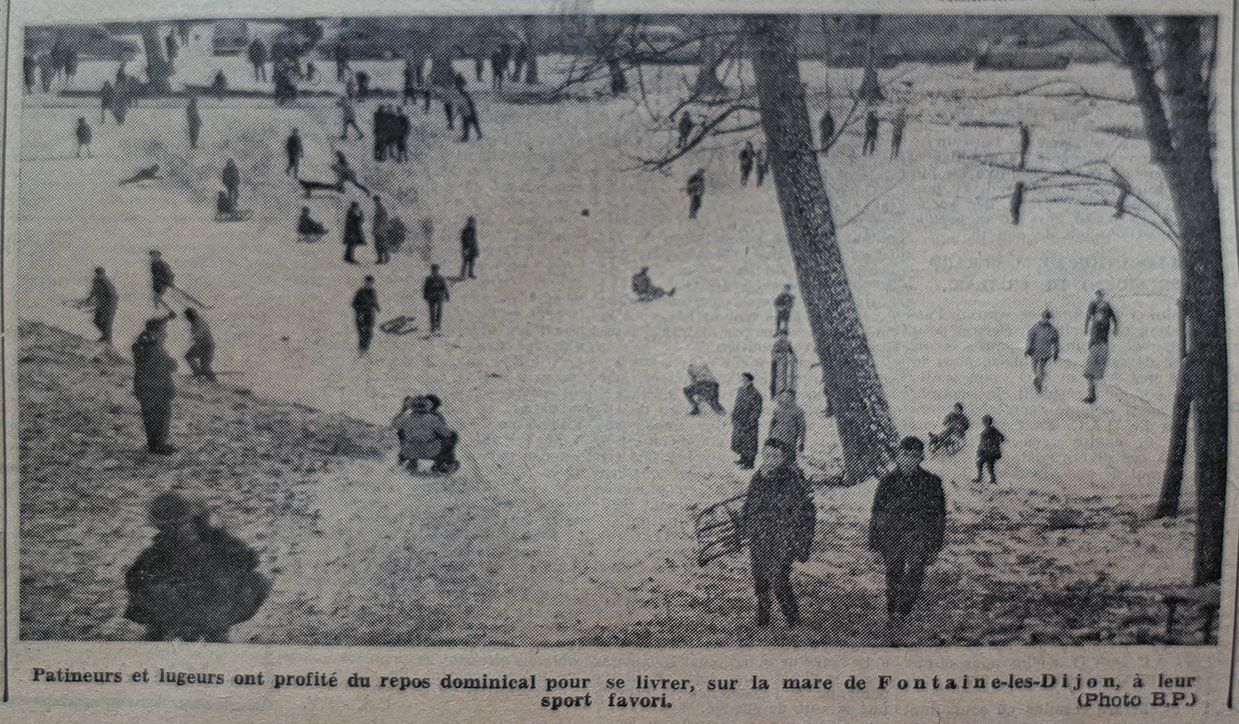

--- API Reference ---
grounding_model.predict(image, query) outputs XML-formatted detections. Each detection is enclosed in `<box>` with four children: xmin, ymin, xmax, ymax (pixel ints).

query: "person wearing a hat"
<box><xmin>125</xmin><ymin>491</ymin><xmax>269</xmax><ymax>642</ymax></box>
<box><xmin>741</xmin><ymin>437</ymin><xmax>814</xmax><ymax>627</ymax></box>
<box><xmin>392</xmin><ymin>395</ymin><xmax>458</xmax><ymax>473</ymax></box>
<box><xmin>731</xmin><ymin>372</ymin><xmax>763</xmax><ymax>469</ymax></box>
<box><xmin>1025</xmin><ymin>309</ymin><xmax>1060</xmax><ymax>394</ymax></box>
<box><xmin>869</xmin><ymin>436</ymin><xmax>946</xmax><ymax>629</ymax></box>
<box><xmin>132</xmin><ymin>312</ymin><xmax>178</xmax><ymax>455</ymax></box>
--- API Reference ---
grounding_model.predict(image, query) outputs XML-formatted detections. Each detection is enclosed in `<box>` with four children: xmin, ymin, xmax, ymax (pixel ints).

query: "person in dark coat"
<box><xmin>297</xmin><ymin>207</ymin><xmax>326</xmax><ymax>238</ymax></box>
<box><xmin>731</xmin><ymin>373</ymin><xmax>762</xmax><ymax>469</ymax></box>
<box><xmin>862</xmin><ymin>110</ymin><xmax>880</xmax><ymax>156</ymax></box>
<box><xmin>342</xmin><ymin>201</ymin><xmax>365</xmax><ymax>264</ymax></box>
<box><xmin>395</xmin><ymin>107</ymin><xmax>410</xmax><ymax>162</ymax></box>
<box><xmin>677</xmin><ymin>110</ymin><xmax>693</xmax><ymax>148</ymax></box>
<box><xmin>423</xmin><ymin>265</ymin><xmax>450</xmax><ymax>333</ymax></box>
<box><xmin>125</xmin><ymin>491</ymin><xmax>270</xmax><ymax>642</ymax></box>
<box><xmin>1017</xmin><ymin>122</ymin><xmax>1031</xmax><ymax>170</ymax></box>
<box><xmin>372</xmin><ymin>196</ymin><xmax>390</xmax><ymax>264</ymax></box>
<box><xmin>890</xmin><ymin>107</ymin><xmax>907</xmax><ymax>159</ymax></box>
<box><xmin>739</xmin><ymin>141</ymin><xmax>755</xmax><ymax>186</ymax></box>
<box><xmin>819</xmin><ymin>110</ymin><xmax>835</xmax><ymax>151</ymax></box>
<box><xmin>75</xmin><ymin>117</ymin><xmax>92</xmax><ymax>157</ymax></box>
<box><xmin>80</xmin><ymin>266</ymin><xmax>118</xmax><ymax>343</ymax></box>
<box><xmin>973</xmin><ymin>415</ymin><xmax>1005</xmax><ymax>484</ymax></box>
<box><xmin>1025</xmin><ymin>309</ymin><xmax>1060</xmax><ymax>393</ymax></box>
<box><xmin>99</xmin><ymin>80</ymin><xmax>114</xmax><ymax>124</ymax></box>
<box><xmin>459</xmin><ymin>216</ymin><xmax>478</xmax><ymax>279</ymax></box>
<box><xmin>869</xmin><ymin>436</ymin><xmax>946</xmax><ymax>624</ymax></box>
<box><xmin>150</xmin><ymin>250</ymin><xmax>175</xmax><ymax>312</ymax></box>
<box><xmin>248</xmin><ymin>38</ymin><xmax>267</xmax><ymax>82</ymax></box>
<box><xmin>457</xmin><ymin>86</ymin><xmax>482</xmax><ymax>142</ymax></box>
<box><xmin>755</xmin><ymin>148</ymin><xmax>769</xmax><ymax>186</ymax></box>
<box><xmin>352</xmin><ymin>276</ymin><xmax>380</xmax><ymax>354</ymax></box>
<box><xmin>222</xmin><ymin>158</ymin><xmax>240</xmax><ymax>204</ymax></box>
<box><xmin>742</xmin><ymin>437</ymin><xmax>814</xmax><ymax>627</ymax></box>
<box><xmin>632</xmin><ymin>267</ymin><xmax>674</xmax><ymax>301</ymax></box>
<box><xmin>132</xmin><ymin>314</ymin><xmax>178</xmax><ymax>454</ymax></box>
<box><xmin>211</xmin><ymin>70</ymin><xmax>228</xmax><ymax>100</ymax></box>
<box><xmin>1083</xmin><ymin>290</ymin><xmax>1118</xmax><ymax>404</ymax></box>
<box><xmin>773</xmin><ymin>284</ymin><xmax>794</xmax><ymax>335</ymax></box>
<box><xmin>182</xmin><ymin>308</ymin><xmax>216</xmax><ymax>381</ymax></box>
<box><xmin>686</xmin><ymin>168</ymin><xmax>705</xmax><ymax>220</ymax></box>
<box><xmin>186</xmin><ymin>97</ymin><xmax>201</xmax><ymax>149</ymax></box>
<box><xmin>285</xmin><ymin>128</ymin><xmax>303</xmax><ymax>177</ymax></box>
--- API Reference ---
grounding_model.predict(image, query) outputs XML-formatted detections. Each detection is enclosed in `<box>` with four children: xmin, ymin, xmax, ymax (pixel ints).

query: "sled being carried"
<box><xmin>693</xmin><ymin>493</ymin><xmax>746</xmax><ymax>567</ymax></box>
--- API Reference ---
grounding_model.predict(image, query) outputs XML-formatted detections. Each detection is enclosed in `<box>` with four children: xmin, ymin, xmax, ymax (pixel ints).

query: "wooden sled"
<box><xmin>297</xmin><ymin>230</ymin><xmax>329</xmax><ymax>243</ymax></box>
<box><xmin>380</xmin><ymin>315</ymin><xmax>419</xmax><ymax>336</ymax></box>
<box><xmin>693</xmin><ymin>493</ymin><xmax>747</xmax><ymax>567</ymax></box>
<box><xmin>298</xmin><ymin>179</ymin><xmax>343</xmax><ymax>198</ymax></box>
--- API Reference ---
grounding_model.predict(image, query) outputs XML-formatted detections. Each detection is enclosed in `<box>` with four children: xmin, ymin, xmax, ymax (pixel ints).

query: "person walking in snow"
<box><xmin>686</xmin><ymin>168</ymin><xmax>706</xmax><ymax>220</ymax></box>
<box><xmin>285</xmin><ymin>128</ymin><xmax>303</xmax><ymax>177</ymax></box>
<box><xmin>342</xmin><ymin>200</ymin><xmax>365</xmax><ymax>264</ymax></box>
<box><xmin>1025</xmin><ymin>309</ymin><xmax>1060</xmax><ymax>394</ymax></box>
<box><xmin>773</xmin><ymin>284</ymin><xmax>795</xmax><ymax>336</ymax></box>
<box><xmin>221</xmin><ymin>158</ymin><xmax>240</xmax><ymax>205</ymax></box>
<box><xmin>862</xmin><ymin>110</ymin><xmax>880</xmax><ymax>156</ymax></box>
<box><xmin>75</xmin><ymin>117</ymin><xmax>92</xmax><ymax>157</ymax></box>
<box><xmin>1082</xmin><ymin>290</ymin><xmax>1119</xmax><ymax>404</ymax></box>
<box><xmin>459</xmin><ymin>217</ymin><xmax>479</xmax><ymax>279</ymax></box>
<box><xmin>352</xmin><ymin>275</ymin><xmax>380</xmax><ymax>355</ymax></box>
<box><xmin>423</xmin><ymin>264</ymin><xmax>450</xmax><ymax>334</ymax></box>
<box><xmin>755</xmin><ymin>147</ymin><xmax>769</xmax><ymax>186</ymax></box>
<box><xmin>149</xmin><ymin>250</ymin><xmax>175</xmax><ymax>313</ymax></box>
<box><xmin>973</xmin><ymin>415</ymin><xmax>1005</xmax><ymax>484</ymax></box>
<box><xmin>677</xmin><ymin>110</ymin><xmax>693</xmax><ymax>148</ymax></box>
<box><xmin>889</xmin><ymin>106</ymin><xmax>907</xmax><ymax>159</ymax></box>
<box><xmin>731</xmin><ymin>372</ymin><xmax>763</xmax><ymax>469</ymax></box>
<box><xmin>78</xmin><ymin>266</ymin><xmax>117</xmax><ymax>344</ymax></box>
<box><xmin>869</xmin><ymin>436</ymin><xmax>946</xmax><ymax>628</ymax></box>
<box><xmin>741</xmin><ymin>437</ymin><xmax>814</xmax><ymax>628</ymax></box>
<box><xmin>739</xmin><ymin>141</ymin><xmax>755</xmax><ymax>186</ymax></box>
<box><xmin>248</xmin><ymin>37</ymin><xmax>267</xmax><ymax>82</ymax></box>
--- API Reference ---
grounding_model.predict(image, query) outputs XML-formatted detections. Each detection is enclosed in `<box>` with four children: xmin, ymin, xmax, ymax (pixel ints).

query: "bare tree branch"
<box><xmin>1068</xmin><ymin>17</ymin><xmax>1126</xmax><ymax>63</ymax></box>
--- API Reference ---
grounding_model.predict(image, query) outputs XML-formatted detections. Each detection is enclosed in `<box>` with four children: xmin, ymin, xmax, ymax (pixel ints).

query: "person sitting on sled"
<box><xmin>297</xmin><ymin>206</ymin><xmax>327</xmax><ymax>238</ymax></box>
<box><xmin>393</xmin><ymin>395</ymin><xmax>458</xmax><ymax>474</ymax></box>
<box><xmin>928</xmin><ymin>402</ymin><xmax>969</xmax><ymax>455</ymax></box>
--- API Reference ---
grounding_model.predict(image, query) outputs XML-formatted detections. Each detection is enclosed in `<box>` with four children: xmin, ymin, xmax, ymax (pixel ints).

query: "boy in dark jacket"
<box><xmin>743</xmin><ymin>438</ymin><xmax>814</xmax><ymax>627</ymax></box>
<box><xmin>731</xmin><ymin>373</ymin><xmax>762</xmax><ymax>468</ymax></box>
<box><xmin>125</xmin><ymin>491</ymin><xmax>269</xmax><ymax>642</ymax></box>
<box><xmin>870</xmin><ymin>436</ymin><xmax>946</xmax><ymax>623</ymax></box>
<box><xmin>352</xmin><ymin>276</ymin><xmax>380</xmax><ymax>354</ymax></box>
<box><xmin>423</xmin><ymin>265</ymin><xmax>449</xmax><ymax>333</ymax></box>
<box><xmin>974</xmin><ymin>415</ymin><xmax>1005</xmax><ymax>484</ymax></box>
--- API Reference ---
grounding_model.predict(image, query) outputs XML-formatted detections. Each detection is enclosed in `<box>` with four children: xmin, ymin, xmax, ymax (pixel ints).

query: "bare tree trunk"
<box><xmin>1111</xmin><ymin>16</ymin><xmax>1227</xmax><ymax>584</ymax></box>
<box><xmin>745</xmin><ymin>15</ymin><xmax>899</xmax><ymax>484</ymax></box>
<box><xmin>140</xmin><ymin>23</ymin><xmax>172</xmax><ymax>95</ymax></box>
<box><xmin>856</xmin><ymin>15</ymin><xmax>884</xmax><ymax>105</ymax></box>
<box><xmin>693</xmin><ymin>33</ymin><xmax>728</xmax><ymax>97</ymax></box>
<box><xmin>523</xmin><ymin>15</ymin><xmax>540</xmax><ymax>85</ymax></box>
<box><xmin>1155</xmin><ymin>336</ymin><xmax>1190</xmax><ymax>519</ymax></box>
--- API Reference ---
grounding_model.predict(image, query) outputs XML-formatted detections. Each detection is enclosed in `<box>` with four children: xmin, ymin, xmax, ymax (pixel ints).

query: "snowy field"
<box><xmin>15</xmin><ymin>29</ymin><xmax>1210</xmax><ymax>646</ymax></box>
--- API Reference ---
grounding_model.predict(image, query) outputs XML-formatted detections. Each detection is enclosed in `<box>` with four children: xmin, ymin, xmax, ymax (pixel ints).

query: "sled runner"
<box><xmin>927</xmin><ymin>430</ymin><xmax>965</xmax><ymax>457</ymax></box>
<box><xmin>693</xmin><ymin>493</ymin><xmax>747</xmax><ymax>567</ymax></box>
<box><xmin>379</xmin><ymin>315</ymin><xmax>419</xmax><ymax>335</ymax></box>
<box><xmin>298</xmin><ymin>179</ymin><xmax>343</xmax><ymax>198</ymax></box>
<box><xmin>215</xmin><ymin>209</ymin><xmax>253</xmax><ymax>222</ymax></box>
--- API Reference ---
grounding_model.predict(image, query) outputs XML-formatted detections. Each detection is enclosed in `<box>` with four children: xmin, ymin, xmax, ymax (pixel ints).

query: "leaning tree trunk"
<box><xmin>745</xmin><ymin>14</ymin><xmax>899</xmax><ymax>484</ymax></box>
<box><xmin>523</xmin><ymin>15</ymin><xmax>539</xmax><ymax>84</ymax></box>
<box><xmin>1112</xmin><ymin>16</ymin><xmax>1227</xmax><ymax>585</ymax></box>
<box><xmin>140</xmin><ymin>23</ymin><xmax>172</xmax><ymax>95</ymax></box>
<box><xmin>1153</xmin><ymin>304</ymin><xmax>1191</xmax><ymax>519</ymax></box>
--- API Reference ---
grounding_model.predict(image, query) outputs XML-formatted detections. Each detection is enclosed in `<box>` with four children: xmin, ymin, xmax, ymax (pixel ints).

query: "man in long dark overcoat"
<box><xmin>132</xmin><ymin>314</ymin><xmax>178</xmax><ymax>454</ymax></box>
<box><xmin>731</xmin><ymin>373</ymin><xmax>762</xmax><ymax>469</ymax></box>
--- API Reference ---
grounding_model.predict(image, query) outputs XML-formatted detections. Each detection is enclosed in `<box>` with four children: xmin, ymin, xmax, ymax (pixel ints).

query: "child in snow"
<box><xmin>974</xmin><ymin>415</ymin><xmax>1005</xmax><ymax>484</ymax></box>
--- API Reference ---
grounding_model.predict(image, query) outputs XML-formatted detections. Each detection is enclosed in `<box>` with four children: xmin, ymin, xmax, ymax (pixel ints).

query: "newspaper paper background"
<box><xmin>3</xmin><ymin>0</ymin><xmax>1238</xmax><ymax>721</ymax></box>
